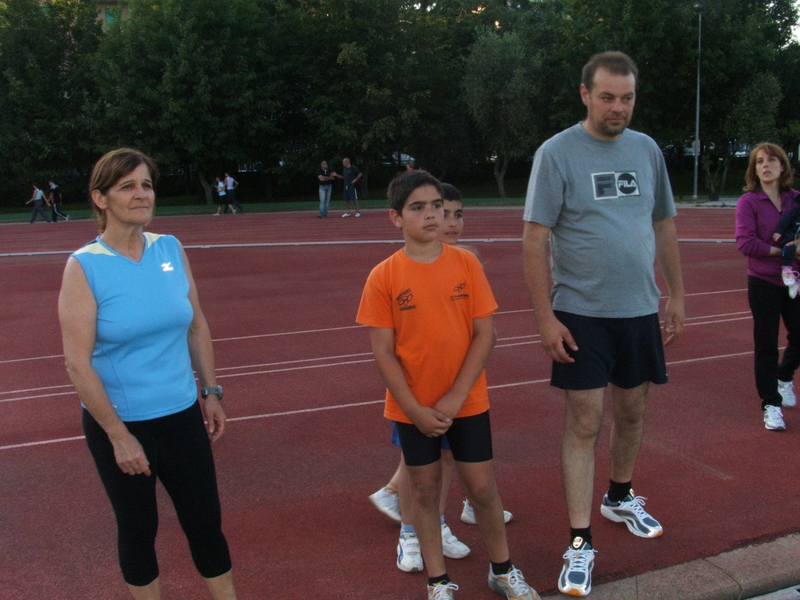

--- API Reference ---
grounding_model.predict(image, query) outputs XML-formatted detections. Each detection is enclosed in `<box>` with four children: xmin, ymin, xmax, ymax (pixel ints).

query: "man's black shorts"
<box><xmin>394</xmin><ymin>410</ymin><xmax>493</xmax><ymax>467</ymax></box>
<box><xmin>551</xmin><ymin>311</ymin><xmax>668</xmax><ymax>390</ymax></box>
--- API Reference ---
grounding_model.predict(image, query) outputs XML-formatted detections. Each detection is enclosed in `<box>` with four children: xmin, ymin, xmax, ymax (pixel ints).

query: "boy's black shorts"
<box><xmin>551</xmin><ymin>311</ymin><xmax>668</xmax><ymax>390</ymax></box>
<box><xmin>394</xmin><ymin>410</ymin><xmax>493</xmax><ymax>467</ymax></box>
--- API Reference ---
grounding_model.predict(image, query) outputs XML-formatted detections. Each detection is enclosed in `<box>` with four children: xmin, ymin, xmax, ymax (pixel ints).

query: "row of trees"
<box><xmin>0</xmin><ymin>0</ymin><xmax>798</xmax><ymax>205</ymax></box>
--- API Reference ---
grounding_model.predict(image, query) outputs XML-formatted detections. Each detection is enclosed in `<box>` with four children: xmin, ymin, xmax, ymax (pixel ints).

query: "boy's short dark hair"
<box><xmin>387</xmin><ymin>170</ymin><xmax>443</xmax><ymax>213</ymax></box>
<box><xmin>441</xmin><ymin>183</ymin><xmax>463</xmax><ymax>203</ymax></box>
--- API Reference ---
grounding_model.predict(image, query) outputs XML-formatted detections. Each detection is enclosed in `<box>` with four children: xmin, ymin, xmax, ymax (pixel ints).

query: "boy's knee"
<box><xmin>410</xmin><ymin>479</ymin><xmax>441</xmax><ymax>508</ymax></box>
<box><xmin>463</xmin><ymin>477</ymin><xmax>498</xmax><ymax>508</ymax></box>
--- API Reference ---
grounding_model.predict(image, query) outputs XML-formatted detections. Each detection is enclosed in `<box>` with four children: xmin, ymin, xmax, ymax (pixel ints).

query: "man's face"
<box><xmin>321</xmin><ymin>161</ymin><xmax>328</xmax><ymax>170</ymax></box>
<box><xmin>580</xmin><ymin>67</ymin><xmax>636</xmax><ymax>141</ymax></box>
<box><xmin>343</xmin><ymin>158</ymin><xmax>351</xmax><ymax>167</ymax></box>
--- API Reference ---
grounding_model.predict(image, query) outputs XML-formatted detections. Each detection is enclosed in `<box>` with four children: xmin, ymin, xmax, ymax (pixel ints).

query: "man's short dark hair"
<box><xmin>582</xmin><ymin>51</ymin><xmax>638</xmax><ymax>91</ymax></box>
<box><xmin>387</xmin><ymin>170</ymin><xmax>443</xmax><ymax>213</ymax></box>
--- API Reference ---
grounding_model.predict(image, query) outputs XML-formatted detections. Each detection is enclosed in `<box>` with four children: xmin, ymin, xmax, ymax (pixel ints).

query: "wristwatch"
<box><xmin>201</xmin><ymin>385</ymin><xmax>223</xmax><ymax>401</ymax></box>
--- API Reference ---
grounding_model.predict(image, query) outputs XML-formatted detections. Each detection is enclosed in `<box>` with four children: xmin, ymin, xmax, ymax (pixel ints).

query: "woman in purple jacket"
<box><xmin>735</xmin><ymin>142</ymin><xmax>800</xmax><ymax>431</ymax></box>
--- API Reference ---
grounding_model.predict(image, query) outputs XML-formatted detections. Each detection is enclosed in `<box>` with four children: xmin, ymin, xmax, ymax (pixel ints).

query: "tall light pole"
<box><xmin>693</xmin><ymin>1</ymin><xmax>704</xmax><ymax>200</ymax></box>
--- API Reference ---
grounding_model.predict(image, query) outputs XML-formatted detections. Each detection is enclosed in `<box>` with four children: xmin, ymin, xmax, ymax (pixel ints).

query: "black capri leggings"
<box><xmin>83</xmin><ymin>402</ymin><xmax>231</xmax><ymax>586</ymax></box>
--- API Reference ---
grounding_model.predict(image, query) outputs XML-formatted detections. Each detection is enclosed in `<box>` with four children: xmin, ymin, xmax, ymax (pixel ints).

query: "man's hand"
<box><xmin>662</xmin><ymin>296</ymin><xmax>685</xmax><ymax>346</ymax></box>
<box><xmin>538</xmin><ymin>315</ymin><xmax>578</xmax><ymax>363</ymax></box>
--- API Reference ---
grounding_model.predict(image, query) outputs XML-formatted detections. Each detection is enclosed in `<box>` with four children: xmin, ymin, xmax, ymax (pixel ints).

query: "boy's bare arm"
<box><xmin>369</xmin><ymin>327</ymin><xmax>452</xmax><ymax>437</ymax></box>
<box><xmin>433</xmin><ymin>315</ymin><xmax>494</xmax><ymax>419</ymax></box>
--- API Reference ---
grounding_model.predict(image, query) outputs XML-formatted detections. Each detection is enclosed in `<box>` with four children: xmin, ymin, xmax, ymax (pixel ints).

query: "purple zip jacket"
<box><xmin>735</xmin><ymin>188</ymin><xmax>800</xmax><ymax>286</ymax></box>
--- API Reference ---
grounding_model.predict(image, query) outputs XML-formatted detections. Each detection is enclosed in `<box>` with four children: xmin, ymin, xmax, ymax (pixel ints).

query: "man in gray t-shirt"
<box><xmin>522</xmin><ymin>51</ymin><xmax>685</xmax><ymax>597</ymax></box>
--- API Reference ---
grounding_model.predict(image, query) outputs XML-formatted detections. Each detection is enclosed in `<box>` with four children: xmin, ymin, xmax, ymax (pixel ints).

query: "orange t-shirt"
<box><xmin>356</xmin><ymin>243</ymin><xmax>498</xmax><ymax>423</ymax></box>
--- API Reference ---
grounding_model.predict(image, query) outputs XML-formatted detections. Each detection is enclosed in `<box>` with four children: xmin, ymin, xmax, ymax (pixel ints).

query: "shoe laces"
<box><xmin>563</xmin><ymin>546</ymin><xmax>596</xmax><ymax>570</ymax></box>
<box><xmin>619</xmin><ymin>494</ymin><xmax>652</xmax><ymax>518</ymax></box>
<box><xmin>766</xmin><ymin>405</ymin><xmax>784</xmax><ymax>418</ymax></box>
<box><xmin>497</xmin><ymin>567</ymin><xmax>529</xmax><ymax>594</ymax></box>
<box><xmin>429</xmin><ymin>581</ymin><xmax>459</xmax><ymax>599</ymax></box>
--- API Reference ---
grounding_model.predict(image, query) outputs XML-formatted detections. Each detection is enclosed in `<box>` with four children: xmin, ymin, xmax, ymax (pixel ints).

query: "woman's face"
<box><xmin>755</xmin><ymin>150</ymin><xmax>784</xmax><ymax>186</ymax></box>
<box><xmin>94</xmin><ymin>163</ymin><xmax>155</xmax><ymax>228</ymax></box>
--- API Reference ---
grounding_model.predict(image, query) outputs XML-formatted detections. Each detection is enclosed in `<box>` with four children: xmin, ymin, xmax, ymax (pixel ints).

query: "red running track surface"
<box><xmin>2</xmin><ymin>207</ymin><xmax>798</xmax><ymax>599</ymax></box>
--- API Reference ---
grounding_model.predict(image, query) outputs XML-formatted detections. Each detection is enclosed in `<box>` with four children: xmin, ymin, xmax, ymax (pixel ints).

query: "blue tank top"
<box><xmin>72</xmin><ymin>233</ymin><xmax>197</xmax><ymax>421</ymax></box>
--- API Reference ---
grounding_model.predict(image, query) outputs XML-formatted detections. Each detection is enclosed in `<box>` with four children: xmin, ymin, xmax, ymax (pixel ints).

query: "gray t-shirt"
<box><xmin>523</xmin><ymin>123</ymin><xmax>676</xmax><ymax>318</ymax></box>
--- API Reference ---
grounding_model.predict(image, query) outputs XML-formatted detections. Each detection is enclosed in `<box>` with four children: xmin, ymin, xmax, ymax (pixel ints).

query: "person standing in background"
<box><xmin>317</xmin><ymin>160</ymin><xmax>335</xmax><ymax>218</ymax></box>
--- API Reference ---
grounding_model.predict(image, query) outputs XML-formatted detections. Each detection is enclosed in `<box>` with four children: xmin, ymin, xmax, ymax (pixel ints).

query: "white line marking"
<box><xmin>0</xmin><ymin>348</ymin><xmax>757</xmax><ymax>452</ymax></box>
<box><xmin>0</xmin><ymin>236</ymin><xmax>736</xmax><ymax>258</ymax></box>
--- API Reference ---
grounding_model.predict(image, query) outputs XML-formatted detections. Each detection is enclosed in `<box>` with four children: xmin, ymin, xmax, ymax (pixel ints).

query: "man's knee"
<box><xmin>565</xmin><ymin>390</ymin><xmax>604</xmax><ymax>440</ymax></box>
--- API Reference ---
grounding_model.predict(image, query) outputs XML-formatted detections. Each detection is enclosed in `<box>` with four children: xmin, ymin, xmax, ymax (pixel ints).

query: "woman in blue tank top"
<box><xmin>58</xmin><ymin>148</ymin><xmax>238</xmax><ymax>600</ymax></box>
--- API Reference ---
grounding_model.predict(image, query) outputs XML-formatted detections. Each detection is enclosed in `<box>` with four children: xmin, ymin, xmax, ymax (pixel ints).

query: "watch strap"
<box><xmin>201</xmin><ymin>385</ymin><xmax>223</xmax><ymax>401</ymax></box>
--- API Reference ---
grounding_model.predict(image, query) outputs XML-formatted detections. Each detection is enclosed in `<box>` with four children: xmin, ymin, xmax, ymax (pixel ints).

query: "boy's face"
<box><xmin>390</xmin><ymin>184</ymin><xmax>443</xmax><ymax>243</ymax></box>
<box><xmin>439</xmin><ymin>199</ymin><xmax>463</xmax><ymax>245</ymax></box>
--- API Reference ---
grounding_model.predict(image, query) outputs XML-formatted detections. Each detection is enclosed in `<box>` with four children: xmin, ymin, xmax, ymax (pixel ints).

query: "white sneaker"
<box><xmin>558</xmin><ymin>538</ymin><xmax>595</xmax><ymax>597</ymax></box>
<box><xmin>428</xmin><ymin>581</ymin><xmax>458</xmax><ymax>600</ymax></box>
<box><xmin>232</xmin><ymin>209</ymin><xmax>237</xmax><ymax>214</ymax></box>
<box><xmin>342</xmin><ymin>212</ymin><xmax>350</xmax><ymax>218</ymax></box>
<box><xmin>600</xmin><ymin>492</ymin><xmax>662</xmax><ymax>538</ymax></box>
<box><xmin>764</xmin><ymin>405</ymin><xmax>786</xmax><ymax>431</ymax></box>
<box><xmin>368</xmin><ymin>486</ymin><xmax>401</xmax><ymax>523</ymax></box>
<box><xmin>355</xmin><ymin>212</ymin><xmax>361</xmax><ymax>217</ymax></box>
<box><xmin>397</xmin><ymin>531</ymin><xmax>423</xmax><ymax>572</ymax></box>
<box><xmin>212</xmin><ymin>213</ymin><xmax>219</xmax><ymax>216</ymax></box>
<box><xmin>460</xmin><ymin>499</ymin><xmax>513</xmax><ymax>525</ymax></box>
<box><xmin>441</xmin><ymin>523</ymin><xmax>470</xmax><ymax>559</ymax></box>
<box><xmin>778</xmin><ymin>379</ymin><xmax>797</xmax><ymax>408</ymax></box>
<box><xmin>489</xmin><ymin>565</ymin><xmax>540</xmax><ymax>600</ymax></box>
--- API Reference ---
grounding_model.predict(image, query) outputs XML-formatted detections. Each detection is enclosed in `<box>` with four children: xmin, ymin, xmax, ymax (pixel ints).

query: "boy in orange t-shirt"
<box><xmin>356</xmin><ymin>170</ymin><xmax>539</xmax><ymax>600</ymax></box>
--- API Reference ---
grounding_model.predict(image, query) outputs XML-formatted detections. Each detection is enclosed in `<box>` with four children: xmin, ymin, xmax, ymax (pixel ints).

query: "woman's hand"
<box><xmin>110</xmin><ymin>430</ymin><xmax>151</xmax><ymax>476</ymax></box>
<box><xmin>201</xmin><ymin>396</ymin><xmax>227</xmax><ymax>442</ymax></box>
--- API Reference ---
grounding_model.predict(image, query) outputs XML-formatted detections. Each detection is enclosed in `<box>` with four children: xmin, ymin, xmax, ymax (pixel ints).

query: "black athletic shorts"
<box><xmin>551</xmin><ymin>311</ymin><xmax>668</xmax><ymax>390</ymax></box>
<box><xmin>394</xmin><ymin>410</ymin><xmax>493</xmax><ymax>467</ymax></box>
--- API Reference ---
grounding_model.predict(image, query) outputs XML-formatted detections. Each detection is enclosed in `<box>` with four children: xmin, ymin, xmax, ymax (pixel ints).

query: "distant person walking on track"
<box><xmin>26</xmin><ymin>184</ymin><xmax>52</xmax><ymax>223</ymax></box>
<box><xmin>317</xmin><ymin>160</ymin><xmax>335</xmax><ymax>218</ymax></box>
<box><xmin>224</xmin><ymin>172</ymin><xmax>244</xmax><ymax>214</ymax></box>
<box><xmin>735</xmin><ymin>142</ymin><xmax>800</xmax><ymax>432</ymax></box>
<box><xmin>48</xmin><ymin>180</ymin><xmax>69</xmax><ymax>222</ymax></box>
<box><xmin>358</xmin><ymin>170</ymin><xmax>538</xmax><ymax>600</ymax></box>
<box><xmin>335</xmin><ymin>157</ymin><xmax>362</xmax><ymax>217</ymax></box>
<box><xmin>522</xmin><ymin>51</ymin><xmax>684</xmax><ymax>597</ymax></box>
<box><xmin>213</xmin><ymin>176</ymin><xmax>234</xmax><ymax>216</ymax></box>
<box><xmin>58</xmin><ymin>148</ymin><xmax>238</xmax><ymax>600</ymax></box>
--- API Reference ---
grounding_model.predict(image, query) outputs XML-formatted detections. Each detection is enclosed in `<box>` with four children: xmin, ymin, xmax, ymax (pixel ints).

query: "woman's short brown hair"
<box><xmin>744</xmin><ymin>142</ymin><xmax>794</xmax><ymax>193</ymax></box>
<box><xmin>89</xmin><ymin>148</ymin><xmax>159</xmax><ymax>232</ymax></box>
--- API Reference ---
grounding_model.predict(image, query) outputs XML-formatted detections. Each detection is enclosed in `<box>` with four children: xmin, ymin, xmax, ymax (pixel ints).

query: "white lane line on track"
<box><xmin>0</xmin><ymin>235</ymin><xmax>735</xmax><ymax>258</ymax></box>
<box><xmin>0</xmin><ymin>310</ymin><xmax>756</xmax><ymax>402</ymax></box>
<box><xmin>0</xmin><ymin>348</ymin><xmax>760</xmax><ymax>451</ymax></box>
<box><xmin>0</xmin><ymin>305</ymin><xmax>752</xmax><ymax>366</ymax></box>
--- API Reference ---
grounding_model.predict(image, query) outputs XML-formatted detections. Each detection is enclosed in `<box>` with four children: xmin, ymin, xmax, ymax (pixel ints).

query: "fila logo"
<box><xmin>161</xmin><ymin>262</ymin><xmax>174</xmax><ymax>272</ymax></box>
<box><xmin>592</xmin><ymin>171</ymin><xmax>640</xmax><ymax>200</ymax></box>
